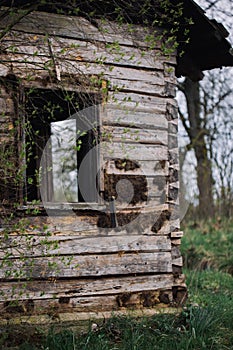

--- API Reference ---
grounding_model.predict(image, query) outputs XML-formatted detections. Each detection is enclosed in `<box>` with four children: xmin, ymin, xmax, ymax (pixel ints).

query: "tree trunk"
<box><xmin>182</xmin><ymin>78</ymin><xmax>214</xmax><ymax>219</ymax></box>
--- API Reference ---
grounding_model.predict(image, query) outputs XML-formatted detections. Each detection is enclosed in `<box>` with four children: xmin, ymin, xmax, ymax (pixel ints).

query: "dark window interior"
<box><xmin>24</xmin><ymin>88</ymin><xmax>99</xmax><ymax>203</ymax></box>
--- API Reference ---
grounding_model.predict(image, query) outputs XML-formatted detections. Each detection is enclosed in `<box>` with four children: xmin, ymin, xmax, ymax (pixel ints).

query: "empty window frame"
<box><xmin>23</xmin><ymin>88</ymin><xmax>100</xmax><ymax>204</ymax></box>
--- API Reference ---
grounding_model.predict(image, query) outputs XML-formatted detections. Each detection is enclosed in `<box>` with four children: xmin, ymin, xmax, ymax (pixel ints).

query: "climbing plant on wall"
<box><xmin>0</xmin><ymin>0</ymin><xmax>191</xmax><ymax>313</ymax></box>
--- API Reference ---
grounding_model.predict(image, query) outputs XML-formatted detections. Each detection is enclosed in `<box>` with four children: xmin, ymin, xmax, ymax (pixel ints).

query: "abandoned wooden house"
<box><xmin>0</xmin><ymin>0</ymin><xmax>233</xmax><ymax>324</ymax></box>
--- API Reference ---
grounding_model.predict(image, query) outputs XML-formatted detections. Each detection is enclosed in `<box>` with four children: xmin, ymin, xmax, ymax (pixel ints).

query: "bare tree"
<box><xmin>178</xmin><ymin>66</ymin><xmax>233</xmax><ymax>219</ymax></box>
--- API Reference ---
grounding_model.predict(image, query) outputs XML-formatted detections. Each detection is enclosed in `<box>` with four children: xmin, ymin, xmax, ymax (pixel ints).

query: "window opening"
<box><xmin>24</xmin><ymin>88</ymin><xmax>99</xmax><ymax>203</ymax></box>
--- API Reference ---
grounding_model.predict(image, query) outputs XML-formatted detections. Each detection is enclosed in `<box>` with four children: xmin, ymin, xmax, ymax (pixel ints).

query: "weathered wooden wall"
<box><xmin>0</xmin><ymin>10</ymin><xmax>186</xmax><ymax>323</ymax></box>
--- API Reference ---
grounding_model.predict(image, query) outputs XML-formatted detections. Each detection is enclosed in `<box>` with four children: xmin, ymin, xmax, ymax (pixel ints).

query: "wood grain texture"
<box><xmin>0</xmin><ymin>10</ymin><xmax>177</xmax><ymax>60</ymax></box>
<box><xmin>1</xmin><ymin>54</ymin><xmax>172</xmax><ymax>97</ymax></box>
<box><xmin>0</xmin><ymin>274</ymin><xmax>174</xmax><ymax>301</ymax></box>
<box><xmin>102</xmin><ymin>105</ymin><xmax>168</xmax><ymax>130</ymax></box>
<box><xmin>0</xmin><ymin>251</ymin><xmax>172</xmax><ymax>280</ymax></box>
<box><xmin>104</xmin><ymin>160</ymin><xmax>169</xmax><ymax>177</ymax></box>
<box><xmin>102</xmin><ymin>142</ymin><xmax>168</xmax><ymax>161</ymax></box>
<box><xmin>0</xmin><ymin>235</ymin><xmax>171</xmax><ymax>259</ymax></box>
<box><xmin>1</xmin><ymin>32</ymin><xmax>176</xmax><ymax>71</ymax></box>
<box><xmin>102</xmin><ymin>126</ymin><xmax>168</xmax><ymax>145</ymax></box>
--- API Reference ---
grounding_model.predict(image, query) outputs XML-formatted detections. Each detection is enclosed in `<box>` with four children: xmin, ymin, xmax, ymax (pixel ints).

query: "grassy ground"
<box><xmin>1</xmin><ymin>219</ymin><xmax>233</xmax><ymax>349</ymax></box>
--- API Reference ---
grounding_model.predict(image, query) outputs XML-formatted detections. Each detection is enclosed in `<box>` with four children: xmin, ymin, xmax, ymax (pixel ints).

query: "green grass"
<box><xmin>181</xmin><ymin>219</ymin><xmax>233</xmax><ymax>274</ymax></box>
<box><xmin>14</xmin><ymin>304</ymin><xmax>232</xmax><ymax>350</ymax></box>
<box><xmin>1</xmin><ymin>219</ymin><xmax>233</xmax><ymax>349</ymax></box>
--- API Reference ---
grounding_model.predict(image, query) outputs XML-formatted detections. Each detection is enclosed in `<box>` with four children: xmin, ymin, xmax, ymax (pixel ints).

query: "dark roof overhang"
<box><xmin>175</xmin><ymin>0</ymin><xmax>233</xmax><ymax>80</ymax></box>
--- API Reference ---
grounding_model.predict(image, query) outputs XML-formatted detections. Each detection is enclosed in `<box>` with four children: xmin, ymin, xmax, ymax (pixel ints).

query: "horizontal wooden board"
<box><xmin>2</xmin><ymin>32</ymin><xmax>176</xmax><ymax>72</ymax></box>
<box><xmin>0</xmin><ymin>10</ymin><xmax>178</xmax><ymax>56</ymax></box>
<box><xmin>1</xmin><ymin>52</ymin><xmax>164</xmax><ymax>81</ymax></box>
<box><xmin>7</xmin><ymin>203</ymin><xmax>171</xmax><ymax>237</ymax></box>
<box><xmin>0</xmin><ymin>290</ymin><xmax>172</xmax><ymax>314</ymax></box>
<box><xmin>102</xmin><ymin>106</ymin><xmax>168</xmax><ymax>130</ymax></box>
<box><xmin>170</xmin><ymin>231</ymin><xmax>183</xmax><ymax>238</ymax></box>
<box><xmin>104</xmin><ymin>160</ymin><xmax>169</xmax><ymax>176</ymax></box>
<box><xmin>1</xmin><ymin>54</ymin><xmax>172</xmax><ymax>97</ymax></box>
<box><xmin>102</xmin><ymin>126</ymin><xmax>167</xmax><ymax>145</ymax></box>
<box><xmin>0</xmin><ymin>289</ymin><xmax>174</xmax><ymax>315</ymax></box>
<box><xmin>0</xmin><ymin>235</ymin><xmax>171</xmax><ymax>259</ymax></box>
<box><xmin>102</xmin><ymin>142</ymin><xmax>168</xmax><ymax>161</ymax></box>
<box><xmin>108</xmin><ymin>92</ymin><xmax>176</xmax><ymax>110</ymax></box>
<box><xmin>0</xmin><ymin>274</ymin><xmax>174</xmax><ymax>301</ymax></box>
<box><xmin>172</xmin><ymin>257</ymin><xmax>183</xmax><ymax>266</ymax></box>
<box><xmin>0</xmin><ymin>251</ymin><xmax>172</xmax><ymax>280</ymax></box>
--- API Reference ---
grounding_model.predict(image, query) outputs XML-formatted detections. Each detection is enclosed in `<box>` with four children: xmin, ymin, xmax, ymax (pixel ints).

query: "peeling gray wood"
<box><xmin>0</xmin><ymin>251</ymin><xmax>172</xmax><ymax>279</ymax></box>
<box><xmin>105</xmin><ymin>160</ymin><xmax>169</xmax><ymax>177</ymax></box>
<box><xmin>1</xmin><ymin>55</ymin><xmax>172</xmax><ymax>96</ymax></box>
<box><xmin>147</xmin><ymin>177</ymin><xmax>168</xmax><ymax>197</ymax></box>
<box><xmin>102</xmin><ymin>142</ymin><xmax>168</xmax><ymax>161</ymax></box>
<box><xmin>0</xmin><ymin>291</ymin><xmax>172</xmax><ymax>314</ymax></box>
<box><xmin>102</xmin><ymin>126</ymin><xmax>168</xmax><ymax>145</ymax></box>
<box><xmin>171</xmin><ymin>238</ymin><xmax>181</xmax><ymax>246</ymax></box>
<box><xmin>0</xmin><ymin>274</ymin><xmax>174</xmax><ymax>301</ymax></box>
<box><xmin>170</xmin><ymin>231</ymin><xmax>183</xmax><ymax>238</ymax></box>
<box><xmin>102</xmin><ymin>106</ymin><xmax>168</xmax><ymax>130</ymax></box>
<box><xmin>0</xmin><ymin>10</ymin><xmax>178</xmax><ymax>57</ymax></box>
<box><xmin>2</xmin><ymin>32</ymin><xmax>175</xmax><ymax>71</ymax></box>
<box><xmin>108</xmin><ymin>92</ymin><xmax>176</xmax><ymax>110</ymax></box>
<box><xmin>0</xmin><ymin>235</ymin><xmax>171</xmax><ymax>259</ymax></box>
<box><xmin>1</xmin><ymin>52</ymin><xmax>165</xmax><ymax>82</ymax></box>
<box><xmin>172</xmin><ymin>257</ymin><xmax>183</xmax><ymax>267</ymax></box>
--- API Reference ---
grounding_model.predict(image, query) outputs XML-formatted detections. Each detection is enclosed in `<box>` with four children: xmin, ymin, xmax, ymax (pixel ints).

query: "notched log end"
<box><xmin>151</xmin><ymin>209</ymin><xmax>171</xmax><ymax>233</ymax></box>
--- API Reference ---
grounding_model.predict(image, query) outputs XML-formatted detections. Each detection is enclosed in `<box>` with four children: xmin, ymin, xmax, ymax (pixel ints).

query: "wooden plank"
<box><xmin>2</xmin><ymin>32</ymin><xmax>175</xmax><ymax>71</ymax></box>
<box><xmin>102</xmin><ymin>106</ymin><xmax>168</xmax><ymax>130</ymax></box>
<box><xmin>102</xmin><ymin>126</ymin><xmax>167</xmax><ymax>145</ymax></box>
<box><xmin>170</xmin><ymin>231</ymin><xmax>183</xmax><ymax>238</ymax></box>
<box><xmin>0</xmin><ymin>11</ymin><xmax>177</xmax><ymax>54</ymax></box>
<box><xmin>6</xmin><ymin>204</ymin><xmax>171</xmax><ymax>237</ymax></box>
<box><xmin>0</xmin><ymin>235</ymin><xmax>171</xmax><ymax>259</ymax></box>
<box><xmin>0</xmin><ymin>252</ymin><xmax>172</xmax><ymax>279</ymax></box>
<box><xmin>172</xmin><ymin>257</ymin><xmax>183</xmax><ymax>266</ymax></box>
<box><xmin>0</xmin><ymin>52</ymin><xmax>163</xmax><ymax>82</ymax></box>
<box><xmin>0</xmin><ymin>274</ymin><xmax>174</xmax><ymax>301</ymax></box>
<box><xmin>0</xmin><ymin>12</ymin><xmax>100</xmax><ymax>41</ymax></box>
<box><xmin>0</xmin><ymin>290</ymin><xmax>173</xmax><ymax>315</ymax></box>
<box><xmin>0</xmin><ymin>52</ymin><xmax>168</xmax><ymax>86</ymax></box>
<box><xmin>108</xmin><ymin>92</ymin><xmax>176</xmax><ymax>110</ymax></box>
<box><xmin>108</xmin><ymin>78</ymin><xmax>166</xmax><ymax>96</ymax></box>
<box><xmin>171</xmin><ymin>238</ymin><xmax>181</xmax><ymax>246</ymax></box>
<box><xmin>104</xmin><ymin>160</ymin><xmax>169</xmax><ymax>177</ymax></box>
<box><xmin>0</xmin><ymin>56</ymin><xmax>173</xmax><ymax>96</ymax></box>
<box><xmin>102</xmin><ymin>142</ymin><xmax>168</xmax><ymax>161</ymax></box>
